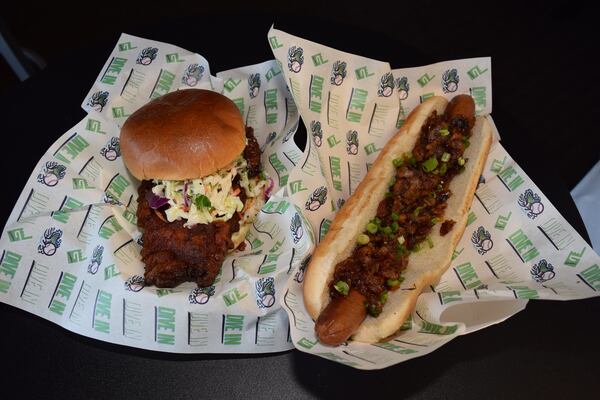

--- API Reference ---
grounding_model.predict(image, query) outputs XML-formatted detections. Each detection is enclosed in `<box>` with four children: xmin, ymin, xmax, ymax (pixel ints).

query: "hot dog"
<box><xmin>304</xmin><ymin>95</ymin><xmax>493</xmax><ymax>345</ymax></box>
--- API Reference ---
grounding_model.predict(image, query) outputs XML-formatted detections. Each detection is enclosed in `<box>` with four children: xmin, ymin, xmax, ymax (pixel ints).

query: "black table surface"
<box><xmin>1</xmin><ymin>11</ymin><xmax>599</xmax><ymax>400</ymax></box>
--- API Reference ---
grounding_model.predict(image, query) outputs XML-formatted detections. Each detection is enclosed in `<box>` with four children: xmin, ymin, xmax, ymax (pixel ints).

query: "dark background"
<box><xmin>1</xmin><ymin>2</ymin><xmax>599</xmax><ymax>399</ymax></box>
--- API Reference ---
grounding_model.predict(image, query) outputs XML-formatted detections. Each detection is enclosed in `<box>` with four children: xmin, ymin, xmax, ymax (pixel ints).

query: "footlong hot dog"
<box><xmin>303</xmin><ymin>95</ymin><xmax>493</xmax><ymax>345</ymax></box>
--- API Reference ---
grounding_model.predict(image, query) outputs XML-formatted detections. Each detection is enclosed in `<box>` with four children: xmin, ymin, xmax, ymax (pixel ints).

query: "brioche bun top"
<box><xmin>120</xmin><ymin>89</ymin><xmax>245</xmax><ymax>180</ymax></box>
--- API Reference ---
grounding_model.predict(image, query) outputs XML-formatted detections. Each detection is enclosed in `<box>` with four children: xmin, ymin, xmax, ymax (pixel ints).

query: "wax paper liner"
<box><xmin>269</xmin><ymin>26</ymin><xmax>600</xmax><ymax>369</ymax></box>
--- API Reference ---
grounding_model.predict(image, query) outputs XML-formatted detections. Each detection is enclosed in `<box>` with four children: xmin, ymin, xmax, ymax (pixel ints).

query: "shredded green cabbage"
<box><xmin>151</xmin><ymin>156</ymin><xmax>268</xmax><ymax>227</ymax></box>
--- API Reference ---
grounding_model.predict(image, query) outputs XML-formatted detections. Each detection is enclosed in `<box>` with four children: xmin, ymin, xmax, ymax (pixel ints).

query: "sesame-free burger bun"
<box><xmin>121</xmin><ymin>89</ymin><xmax>246</xmax><ymax>181</ymax></box>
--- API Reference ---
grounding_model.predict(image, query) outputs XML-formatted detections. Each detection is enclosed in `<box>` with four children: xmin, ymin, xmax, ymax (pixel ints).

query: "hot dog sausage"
<box><xmin>315</xmin><ymin>289</ymin><xmax>367</xmax><ymax>346</ymax></box>
<box><xmin>445</xmin><ymin>94</ymin><xmax>475</xmax><ymax>130</ymax></box>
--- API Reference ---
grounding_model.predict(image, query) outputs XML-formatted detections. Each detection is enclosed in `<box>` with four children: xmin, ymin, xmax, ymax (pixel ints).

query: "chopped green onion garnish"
<box><xmin>463</xmin><ymin>137</ymin><xmax>470</xmax><ymax>148</ymax></box>
<box><xmin>458</xmin><ymin>157</ymin><xmax>466</xmax><ymax>166</ymax></box>
<box><xmin>380</xmin><ymin>291</ymin><xmax>389</xmax><ymax>305</ymax></box>
<box><xmin>382</xmin><ymin>226</ymin><xmax>393</xmax><ymax>236</ymax></box>
<box><xmin>334</xmin><ymin>281</ymin><xmax>349</xmax><ymax>296</ymax></box>
<box><xmin>441</xmin><ymin>152</ymin><xmax>451</xmax><ymax>162</ymax></box>
<box><xmin>386</xmin><ymin>278</ymin><xmax>401</xmax><ymax>287</ymax></box>
<box><xmin>391</xmin><ymin>221</ymin><xmax>399</xmax><ymax>233</ymax></box>
<box><xmin>393</xmin><ymin>157</ymin><xmax>404</xmax><ymax>167</ymax></box>
<box><xmin>366</xmin><ymin>222</ymin><xmax>378</xmax><ymax>234</ymax></box>
<box><xmin>406</xmin><ymin>152</ymin><xmax>417</xmax><ymax>166</ymax></box>
<box><xmin>422</xmin><ymin>156</ymin><xmax>439</xmax><ymax>172</ymax></box>
<box><xmin>391</xmin><ymin>212</ymin><xmax>399</xmax><ymax>221</ymax></box>
<box><xmin>431</xmin><ymin>217</ymin><xmax>441</xmax><ymax>225</ymax></box>
<box><xmin>357</xmin><ymin>234</ymin><xmax>370</xmax><ymax>245</ymax></box>
<box><xmin>367</xmin><ymin>303</ymin><xmax>380</xmax><ymax>317</ymax></box>
<box><xmin>374</xmin><ymin>217</ymin><xmax>381</xmax><ymax>225</ymax></box>
<box><xmin>439</xmin><ymin>163</ymin><xmax>448</xmax><ymax>176</ymax></box>
<box><xmin>426</xmin><ymin>236</ymin><xmax>434</xmax><ymax>248</ymax></box>
<box><xmin>396</xmin><ymin>244</ymin><xmax>408</xmax><ymax>255</ymax></box>
<box><xmin>413</xmin><ymin>205</ymin><xmax>425</xmax><ymax>217</ymax></box>
<box><xmin>439</xmin><ymin>128</ymin><xmax>450</xmax><ymax>136</ymax></box>
<box><xmin>389</xmin><ymin>178</ymin><xmax>396</xmax><ymax>187</ymax></box>
<box><xmin>194</xmin><ymin>194</ymin><xmax>212</xmax><ymax>209</ymax></box>
<box><xmin>397</xmin><ymin>235</ymin><xmax>405</xmax><ymax>245</ymax></box>
<box><xmin>412</xmin><ymin>243</ymin><xmax>422</xmax><ymax>252</ymax></box>
<box><xmin>385</xmin><ymin>192</ymin><xmax>392</xmax><ymax>198</ymax></box>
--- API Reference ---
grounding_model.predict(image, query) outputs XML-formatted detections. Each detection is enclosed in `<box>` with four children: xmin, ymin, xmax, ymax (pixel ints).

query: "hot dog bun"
<box><xmin>303</xmin><ymin>96</ymin><xmax>493</xmax><ymax>343</ymax></box>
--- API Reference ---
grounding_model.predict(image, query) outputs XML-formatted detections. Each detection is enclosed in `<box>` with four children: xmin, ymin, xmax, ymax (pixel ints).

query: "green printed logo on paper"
<box><xmin>136</xmin><ymin>47</ymin><xmax>158</xmax><ymax>65</ymax></box>
<box><xmin>305</xmin><ymin>186</ymin><xmax>328</xmax><ymax>212</ymax></box>
<box><xmin>93</xmin><ymin>290</ymin><xmax>112</xmax><ymax>333</ymax></box>
<box><xmin>265</xmin><ymin>66</ymin><xmax>281</xmax><ymax>82</ymax></box>
<box><xmin>419</xmin><ymin>319</ymin><xmax>458</xmax><ymax>335</ymax></box>
<box><xmin>54</xmin><ymin>133</ymin><xmax>90</xmax><ymax>165</ymax></box>
<box><xmin>470</xmin><ymin>87</ymin><xmax>487</xmax><ymax>112</ymax></box>
<box><xmin>364</xmin><ymin>142</ymin><xmax>380</xmax><ymax>156</ymax></box>
<box><xmin>420</xmin><ymin>93</ymin><xmax>435</xmax><ymax>103</ymax></box>
<box><xmin>564</xmin><ymin>247</ymin><xmax>586</xmax><ymax>267</ymax></box>
<box><xmin>530</xmin><ymin>259</ymin><xmax>556</xmax><ymax>283</ymax></box>
<box><xmin>38</xmin><ymin>227</ymin><xmax>63</xmax><ymax>256</ymax></box>
<box><xmin>509</xmin><ymin>286</ymin><xmax>539</xmax><ymax>299</ymax></box>
<box><xmin>248</xmin><ymin>73</ymin><xmax>261</xmax><ymax>98</ymax></box>
<box><xmin>67</xmin><ymin>249</ymin><xmax>86</xmax><ymax>264</ymax></box>
<box><xmin>518</xmin><ymin>189</ymin><xmax>544</xmax><ymax>219</ymax></box>
<box><xmin>331</xmin><ymin>61</ymin><xmax>347</xmax><ymax>86</ymax></box>
<box><xmin>189</xmin><ymin>286</ymin><xmax>215</xmax><ymax>304</ymax></box>
<box><xmin>377</xmin><ymin>72</ymin><xmax>395</xmax><ymax>97</ymax></box>
<box><xmin>0</xmin><ymin>250</ymin><xmax>22</xmax><ymax>293</ymax></box>
<box><xmin>467</xmin><ymin>65</ymin><xmax>489</xmax><ymax>80</ymax></box>
<box><xmin>150</xmin><ymin>70</ymin><xmax>176</xmax><ymax>99</ymax></box>
<box><xmin>329</xmin><ymin>156</ymin><xmax>342</xmax><ymax>191</ymax></box>
<box><xmin>52</xmin><ymin>196</ymin><xmax>84</xmax><ymax>224</ymax></box>
<box><xmin>118</xmin><ymin>42</ymin><xmax>137</xmax><ymax>51</ymax></box>
<box><xmin>7</xmin><ymin>228</ymin><xmax>32</xmax><ymax>242</ymax></box>
<box><xmin>319</xmin><ymin>218</ymin><xmax>332</xmax><ymax>241</ymax></box>
<box><xmin>105</xmin><ymin>174</ymin><xmax>131</xmax><ymax>200</ymax></box>
<box><xmin>111</xmin><ymin>106</ymin><xmax>130</xmax><ymax>119</ymax></box>
<box><xmin>87</xmin><ymin>91</ymin><xmax>109</xmax><ymax>112</ymax></box>
<box><xmin>86</xmin><ymin>118</ymin><xmax>106</xmax><ymax>134</ymax></box>
<box><xmin>156</xmin><ymin>306</ymin><xmax>176</xmax><ymax>345</ymax></box>
<box><xmin>374</xmin><ymin>342</ymin><xmax>418</xmax><ymax>355</ymax></box>
<box><xmin>165</xmin><ymin>53</ymin><xmax>184</xmax><ymax>63</ymax></box>
<box><xmin>578</xmin><ymin>264</ymin><xmax>600</xmax><ymax>291</ymax></box>
<box><xmin>49</xmin><ymin>272</ymin><xmax>78</xmax><ymax>315</ymax></box>
<box><xmin>256</xmin><ymin>277</ymin><xmax>276</xmax><ymax>308</ymax></box>
<box><xmin>268</xmin><ymin>36</ymin><xmax>283</xmax><ymax>49</ymax></box>
<box><xmin>104</xmin><ymin>264</ymin><xmax>119</xmax><ymax>280</ymax></box>
<box><xmin>310</xmin><ymin>121</ymin><xmax>323</xmax><ymax>147</ymax></box>
<box><xmin>312</xmin><ymin>52</ymin><xmax>328</xmax><ymax>66</ymax></box>
<box><xmin>222</xmin><ymin>287</ymin><xmax>247</xmax><ymax>306</ymax></box>
<box><xmin>495</xmin><ymin>211</ymin><xmax>512</xmax><ymax>230</ymax></box>
<box><xmin>327</xmin><ymin>134</ymin><xmax>340</xmax><ymax>148</ymax></box>
<box><xmin>442</xmin><ymin>69</ymin><xmax>460</xmax><ymax>93</ymax></box>
<box><xmin>100</xmin><ymin>57</ymin><xmax>127</xmax><ymax>85</ymax></box>
<box><xmin>98</xmin><ymin>216</ymin><xmax>123</xmax><ymax>240</ymax></box>
<box><xmin>396</xmin><ymin>76</ymin><xmax>410</xmax><ymax>100</ymax></box>
<box><xmin>471</xmin><ymin>226</ymin><xmax>493</xmax><ymax>255</ymax></box>
<box><xmin>309</xmin><ymin>75</ymin><xmax>324</xmax><ymax>113</ymax></box>
<box><xmin>223</xmin><ymin>314</ymin><xmax>244</xmax><ymax>345</ymax></box>
<box><xmin>355</xmin><ymin>66</ymin><xmax>374</xmax><ymax>80</ymax></box>
<box><xmin>440</xmin><ymin>290</ymin><xmax>462</xmax><ymax>304</ymax></box>
<box><xmin>507</xmin><ymin>229</ymin><xmax>540</xmax><ymax>263</ymax></box>
<box><xmin>466</xmin><ymin>210</ymin><xmax>477</xmax><ymax>226</ymax></box>
<box><xmin>182</xmin><ymin>64</ymin><xmax>205</xmax><ymax>87</ymax></box>
<box><xmin>264</xmin><ymin>88</ymin><xmax>278</xmax><ymax>124</ymax></box>
<box><xmin>490</xmin><ymin>156</ymin><xmax>507</xmax><ymax>173</ymax></box>
<box><xmin>223</xmin><ymin>78</ymin><xmax>241</xmax><ymax>93</ymax></box>
<box><xmin>72</xmin><ymin>178</ymin><xmax>94</xmax><ymax>190</ymax></box>
<box><xmin>347</xmin><ymin>88</ymin><xmax>368</xmax><ymax>123</ymax></box>
<box><xmin>498</xmin><ymin>165</ymin><xmax>524</xmax><ymax>192</ymax></box>
<box><xmin>454</xmin><ymin>262</ymin><xmax>483</xmax><ymax>290</ymax></box>
<box><xmin>297</xmin><ymin>337</ymin><xmax>318</xmax><ymax>349</ymax></box>
<box><xmin>292</xmin><ymin>213</ymin><xmax>306</xmax><ymax>243</ymax></box>
<box><xmin>261</xmin><ymin>200</ymin><xmax>290</xmax><ymax>215</ymax></box>
<box><xmin>287</xmin><ymin>46</ymin><xmax>304</xmax><ymax>73</ymax></box>
<box><xmin>452</xmin><ymin>247</ymin><xmax>463</xmax><ymax>260</ymax></box>
<box><xmin>268</xmin><ymin>153</ymin><xmax>288</xmax><ymax>186</ymax></box>
<box><xmin>417</xmin><ymin>73</ymin><xmax>436</xmax><ymax>87</ymax></box>
<box><xmin>232</xmin><ymin>98</ymin><xmax>244</xmax><ymax>117</ymax></box>
<box><xmin>290</xmin><ymin>180</ymin><xmax>308</xmax><ymax>195</ymax></box>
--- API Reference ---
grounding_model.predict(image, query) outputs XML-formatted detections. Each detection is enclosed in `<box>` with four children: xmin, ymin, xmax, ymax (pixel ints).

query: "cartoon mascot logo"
<box><xmin>471</xmin><ymin>226</ymin><xmax>493</xmax><ymax>255</ymax></box>
<box><xmin>310</xmin><ymin>121</ymin><xmax>323</xmax><ymax>147</ymax></box>
<box><xmin>136</xmin><ymin>47</ymin><xmax>158</xmax><ymax>65</ymax></box>
<box><xmin>38</xmin><ymin>227</ymin><xmax>63</xmax><ymax>256</ymax></box>
<box><xmin>87</xmin><ymin>91</ymin><xmax>109</xmax><ymax>112</ymax></box>
<box><xmin>189</xmin><ymin>286</ymin><xmax>216</xmax><ymax>304</ymax></box>
<box><xmin>124</xmin><ymin>275</ymin><xmax>145</xmax><ymax>292</ymax></box>
<box><xmin>337</xmin><ymin>198</ymin><xmax>346</xmax><ymax>210</ymax></box>
<box><xmin>102</xmin><ymin>193</ymin><xmax>121</xmax><ymax>205</ymax></box>
<box><xmin>305</xmin><ymin>186</ymin><xmax>328</xmax><ymax>211</ymax></box>
<box><xmin>330</xmin><ymin>61</ymin><xmax>347</xmax><ymax>86</ymax></box>
<box><xmin>378</xmin><ymin>72</ymin><xmax>395</xmax><ymax>97</ymax></box>
<box><xmin>100</xmin><ymin>137</ymin><xmax>121</xmax><ymax>161</ymax></box>
<box><xmin>291</xmin><ymin>213</ymin><xmax>303</xmax><ymax>244</ymax></box>
<box><xmin>261</xmin><ymin>132</ymin><xmax>277</xmax><ymax>152</ymax></box>
<box><xmin>346</xmin><ymin>130</ymin><xmax>359</xmax><ymax>155</ymax></box>
<box><xmin>294</xmin><ymin>256</ymin><xmax>311</xmax><ymax>283</ymax></box>
<box><xmin>518</xmin><ymin>189</ymin><xmax>544</xmax><ymax>219</ymax></box>
<box><xmin>530</xmin><ymin>259</ymin><xmax>555</xmax><ymax>283</ymax></box>
<box><xmin>287</xmin><ymin>46</ymin><xmax>304</xmax><ymax>73</ymax></box>
<box><xmin>248</xmin><ymin>73</ymin><xmax>261</xmax><ymax>98</ymax></box>
<box><xmin>395</xmin><ymin>76</ymin><xmax>410</xmax><ymax>100</ymax></box>
<box><xmin>87</xmin><ymin>245</ymin><xmax>104</xmax><ymax>275</ymax></box>
<box><xmin>182</xmin><ymin>63</ymin><xmax>205</xmax><ymax>87</ymax></box>
<box><xmin>442</xmin><ymin>68</ymin><xmax>460</xmax><ymax>93</ymax></box>
<box><xmin>256</xmin><ymin>277</ymin><xmax>276</xmax><ymax>308</ymax></box>
<box><xmin>37</xmin><ymin>161</ymin><xmax>66</xmax><ymax>187</ymax></box>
